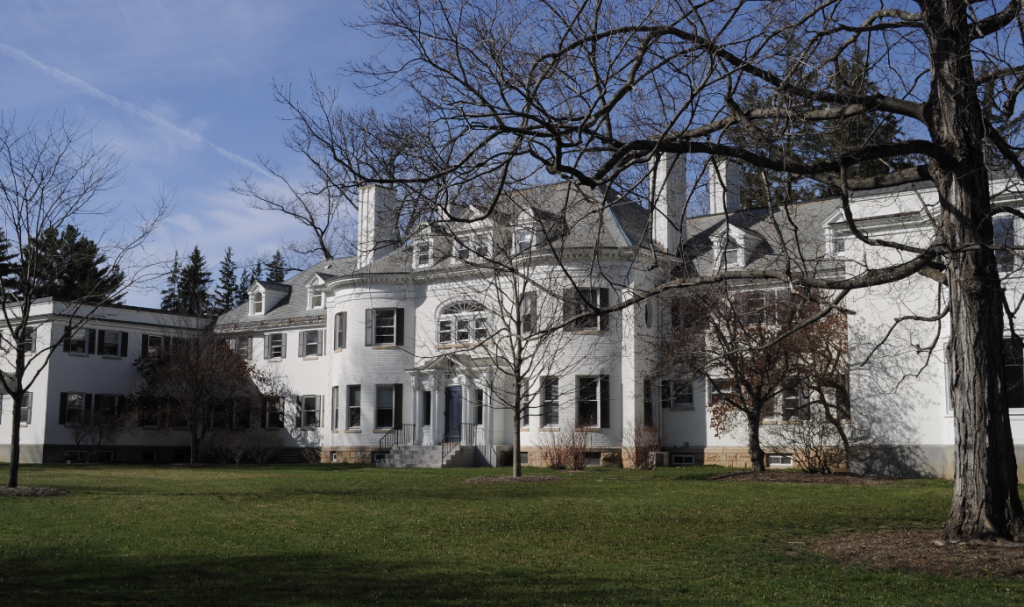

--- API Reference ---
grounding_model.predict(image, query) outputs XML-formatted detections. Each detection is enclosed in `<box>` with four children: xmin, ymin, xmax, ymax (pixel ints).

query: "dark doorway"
<box><xmin>444</xmin><ymin>386</ymin><xmax>463</xmax><ymax>440</ymax></box>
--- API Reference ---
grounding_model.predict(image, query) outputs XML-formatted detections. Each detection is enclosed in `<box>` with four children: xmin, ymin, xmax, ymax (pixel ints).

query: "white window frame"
<box><xmin>373</xmin><ymin>309</ymin><xmax>397</xmax><ymax>345</ymax></box>
<box><xmin>541</xmin><ymin>377</ymin><xmax>559</xmax><ymax>427</ymax></box>
<box><xmin>671</xmin><ymin>453</ymin><xmax>695</xmax><ymax>466</ymax></box>
<box><xmin>994</xmin><ymin>215</ymin><xmax>1016</xmax><ymax>273</ymax></box>
<box><xmin>100</xmin><ymin>330</ymin><xmax>122</xmax><ymax>357</ymax></box>
<box><xmin>65</xmin><ymin>392</ymin><xmax>86</xmax><ymax>426</ymax></box>
<box><xmin>375</xmin><ymin>385</ymin><xmax>395</xmax><ymax>429</ymax></box>
<box><xmin>67</xmin><ymin>328</ymin><xmax>88</xmax><ymax>354</ymax></box>
<box><xmin>576</xmin><ymin>376</ymin><xmax>607</xmax><ymax>429</ymax></box>
<box><xmin>413</xmin><ymin>240</ymin><xmax>433</xmax><ymax>268</ymax></box>
<box><xmin>268</xmin><ymin>333</ymin><xmax>285</xmax><ymax>359</ymax></box>
<box><xmin>347</xmin><ymin>385</ymin><xmax>362</xmax><ymax>429</ymax></box>
<box><xmin>301</xmin><ymin>330</ymin><xmax>321</xmax><ymax>357</ymax></box>
<box><xmin>19</xmin><ymin>393</ymin><xmax>33</xmax><ymax>426</ymax></box>
<box><xmin>250</xmin><ymin>291</ymin><xmax>264</xmax><ymax>316</ymax></box>
<box><xmin>669</xmin><ymin>379</ymin><xmax>694</xmax><ymax>409</ymax></box>
<box><xmin>768</xmin><ymin>454</ymin><xmax>794</xmax><ymax>467</ymax></box>
<box><xmin>300</xmin><ymin>395</ymin><xmax>320</xmax><ymax>428</ymax></box>
<box><xmin>308</xmin><ymin>290</ymin><xmax>325</xmax><ymax>310</ymax></box>
<box><xmin>515</xmin><ymin>228</ymin><xmax>534</xmax><ymax>254</ymax></box>
<box><xmin>438</xmin><ymin>302</ymin><xmax>488</xmax><ymax>345</ymax></box>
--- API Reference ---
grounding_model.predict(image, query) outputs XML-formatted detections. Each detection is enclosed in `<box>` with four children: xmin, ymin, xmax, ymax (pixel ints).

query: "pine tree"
<box><xmin>0</xmin><ymin>230</ymin><xmax>19</xmax><ymax>300</ymax></box>
<box><xmin>160</xmin><ymin>252</ymin><xmax>181</xmax><ymax>312</ymax></box>
<box><xmin>213</xmin><ymin>247</ymin><xmax>239</xmax><ymax>315</ymax></box>
<box><xmin>266</xmin><ymin>250</ymin><xmax>286</xmax><ymax>282</ymax></box>
<box><xmin>25</xmin><ymin>225</ymin><xmax>125</xmax><ymax>303</ymax></box>
<box><xmin>178</xmin><ymin>246</ymin><xmax>212</xmax><ymax>316</ymax></box>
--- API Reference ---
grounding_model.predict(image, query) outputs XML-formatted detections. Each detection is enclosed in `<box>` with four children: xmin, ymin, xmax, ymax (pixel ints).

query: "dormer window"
<box><xmin>515</xmin><ymin>229</ymin><xmax>534</xmax><ymax>254</ymax></box>
<box><xmin>414</xmin><ymin>241</ymin><xmax>433</xmax><ymax>268</ymax></box>
<box><xmin>724</xmin><ymin>239</ymin><xmax>740</xmax><ymax>266</ymax></box>
<box><xmin>451</xmin><ymin>232</ymin><xmax>490</xmax><ymax>263</ymax></box>
<box><xmin>251</xmin><ymin>291</ymin><xmax>264</xmax><ymax>315</ymax></box>
<box><xmin>309</xmin><ymin>290</ymin><xmax>324</xmax><ymax>309</ymax></box>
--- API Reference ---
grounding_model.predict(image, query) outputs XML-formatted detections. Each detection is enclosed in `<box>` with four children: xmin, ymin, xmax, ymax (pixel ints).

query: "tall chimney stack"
<box><xmin>649</xmin><ymin>153</ymin><xmax>687</xmax><ymax>255</ymax></box>
<box><xmin>708</xmin><ymin>158</ymin><xmax>741</xmax><ymax>214</ymax></box>
<box><xmin>357</xmin><ymin>185</ymin><xmax>399</xmax><ymax>269</ymax></box>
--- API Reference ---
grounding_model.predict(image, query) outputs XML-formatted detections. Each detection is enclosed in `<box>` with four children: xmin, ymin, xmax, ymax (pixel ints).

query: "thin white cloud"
<box><xmin>0</xmin><ymin>42</ymin><xmax>272</xmax><ymax>178</ymax></box>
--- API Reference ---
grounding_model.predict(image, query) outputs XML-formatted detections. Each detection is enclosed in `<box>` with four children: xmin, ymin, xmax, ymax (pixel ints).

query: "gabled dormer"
<box><xmin>246</xmin><ymin>280</ymin><xmax>291</xmax><ymax>316</ymax></box>
<box><xmin>305</xmin><ymin>274</ymin><xmax>329</xmax><ymax>309</ymax></box>
<box><xmin>711</xmin><ymin>223</ymin><xmax>763</xmax><ymax>269</ymax></box>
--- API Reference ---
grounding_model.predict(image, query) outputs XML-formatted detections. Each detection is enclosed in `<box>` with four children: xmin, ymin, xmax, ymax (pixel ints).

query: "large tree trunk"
<box><xmin>923</xmin><ymin>0</ymin><xmax>1024</xmax><ymax>542</ymax></box>
<box><xmin>7</xmin><ymin>392</ymin><xmax>21</xmax><ymax>488</ymax></box>
<box><xmin>746</xmin><ymin>410</ymin><xmax>765</xmax><ymax>472</ymax></box>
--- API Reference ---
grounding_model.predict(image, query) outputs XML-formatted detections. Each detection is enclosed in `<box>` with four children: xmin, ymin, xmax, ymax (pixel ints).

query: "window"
<box><xmin>331</xmin><ymin>387</ymin><xmax>339</xmax><ymax>430</ymax></box>
<box><xmin>1004</xmin><ymin>336</ymin><xmax>1024</xmax><ymax>408</ymax></box>
<box><xmin>724</xmin><ymin>238</ymin><xmax>740</xmax><ymax>266</ymax></box>
<box><xmin>521</xmin><ymin>382</ymin><xmax>531</xmax><ymax>427</ymax></box>
<box><xmin>832</xmin><ymin>233</ymin><xmax>846</xmax><ymax>254</ymax></box>
<box><xmin>261</xmin><ymin>400</ymin><xmax>284</xmax><ymax>429</ymax></box>
<box><xmin>299</xmin><ymin>395</ymin><xmax>321</xmax><ymax>428</ymax></box>
<box><xmin>521</xmin><ymin>293</ymin><xmax>536</xmax><ymax>334</ymax></box>
<box><xmin>18</xmin><ymin>393</ymin><xmax>32</xmax><ymax>426</ymax></box>
<box><xmin>664</xmin><ymin>380</ymin><xmax>693</xmax><ymax>408</ymax></box>
<box><xmin>738</xmin><ymin>291</ymin><xmax>768</xmax><ymax>326</ymax></box>
<box><xmin>375</xmin><ymin>385</ymin><xmax>402</xmax><ymax>429</ymax></box>
<box><xmin>99</xmin><ymin>330</ymin><xmax>122</xmax><ymax>356</ymax></box>
<box><xmin>781</xmin><ymin>389</ymin><xmax>810</xmax><ymax>421</ymax></box>
<box><xmin>143</xmin><ymin>334</ymin><xmax>166</xmax><ymax>357</ymax></box>
<box><xmin>438</xmin><ymin>302</ymin><xmax>487</xmax><ymax>344</ymax></box>
<box><xmin>576</xmin><ymin>375</ymin><xmax>610</xmax><ymax>428</ymax></box>
<box><xmin>563</xmin><ymin>288</ymin><xmax>610</xmax><ymax>331</ymax></box>
<box><xmin>644</xmin><ymin>303</ymin><xmax>653</xmax><ymax>328</ymax></box>
<box><xmin>995</xmin><ymin>216</ymin><xmax>1016</xmax><ymax>273</ymax></box>
<box><xmin>542</xmin><ymin>377</ymin><xmax>559</xmax><ymax>427</ymax></box>
<box><xmin>65</xmin><ymin>327</ymin><xmax>89</xmax><ymax>354</ymax></box>
<box><xmin>414</xmin><ymin>241</ymin><xmax>432</xmax><ymax>267</ymax></box>
<box><xmin>671</xmin><ymin>453</ymin><xmax>695</xmax><ymax>466</ymax></box>
<box><xmin>347</xmin><ymin>385</ymin><xmax>362</xmax><ymax>429</ymax></box>
<box><xmin>711</xmin><ymin>379</ymin><xmax>733</xmax><ymax>400</ymax></box>
<box><xmin>366</xmin><ymin>308</ymin><xmax>404</xmax><ymax>346</ymax></box>
<box><xmin>229</xmin><ymin>336</ymin><xmax>251</xmax><ymax>360</ymax></box>
<box><xmin>19</xmin><ymin>327</ymin><xmax>35</xmax><ymax>353</ymax></box>
<box><xmin>266</xmin><ymin>333</ymin><xmax>285</xmax><ymax>359</ymax></box>
<box><xmin>335</xmin><ymin>312</ymin><xmax>347</xmax><ymax>349</ymax></box>
<box><xmin>515</xmin><ymin>229</ymin><xmax>533</xmax><ymax>254</ymax></box>
<box><xmin>475</xmin><ymin>389</ymin><xmax>484</xmax><ymax>425</ymax></box>
<box><xmin>301</xmin><ymin>330</ymin><xmax>323</xmax><ymax>357</ymax></box>
<box><xmin>63</xmin><ymin>392</ymin><xmax>87</xmax><ymax>425</ymax></box>
<box><xmin>96</xmin><ymin>394</ymin><xmax>118</xmax><ymax>422</ymax></box>
<box><xmin>452</xmin><ymin>232</ymin><xmax>490</xmax><ymax>262</ymax></box>
<box><xmin>251</xmin><ymin>291</ymin><xmax>264</xmax><ymax>315</ymax></box>
<box><xmin>309</xmin><ymin>290</ymin><xmax>324</xmax><ymax>309</ymax></box>
<box><xmin>769</xmin><ymin>454</ymin><xmax>793</xmax><ymax>467</ymax></box>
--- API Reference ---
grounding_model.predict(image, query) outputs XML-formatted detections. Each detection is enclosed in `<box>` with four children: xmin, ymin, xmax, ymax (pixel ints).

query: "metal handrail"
<box><xmin>377</xmin><ymin>423</ymin><xmax>414</xmax><ymax>459</ymax></box>
<box><xmin>441</xmin><ymin>422</ymin><xmax>478</xmax><ymax>462</ymax></box>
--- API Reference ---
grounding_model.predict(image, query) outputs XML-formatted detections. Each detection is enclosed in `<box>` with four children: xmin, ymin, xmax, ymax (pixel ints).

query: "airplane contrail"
<box><xmin>0</xmin><ymin>42</ymin><xmax>272</xmax><ymax>178</ymax></box>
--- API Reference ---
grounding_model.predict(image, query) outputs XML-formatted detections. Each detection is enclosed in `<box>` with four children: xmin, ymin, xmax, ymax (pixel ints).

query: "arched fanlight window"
<box><xmin>251</xmin><ymin>291</ymin><xmax>264</xmax><ymax>315</ymax></box>
<box><xmin>438</xmin><ymin>302</ymin><xmax>488</xmax><ymax>344</ymax></box>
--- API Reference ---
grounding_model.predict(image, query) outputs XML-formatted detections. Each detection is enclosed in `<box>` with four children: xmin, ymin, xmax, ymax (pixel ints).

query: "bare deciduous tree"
<box><xmin>0</xmin><ymin>113</ymin><xmax>168</xmax><ymax>487</ymax></box>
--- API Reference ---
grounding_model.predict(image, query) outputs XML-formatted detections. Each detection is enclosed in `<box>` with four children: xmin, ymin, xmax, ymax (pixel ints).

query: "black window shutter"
<box><xmin>365</xmin><ymin>309</ymin><xmax>374</xmax><ymax>346</ymax></box>
<box><xmin>120</xmin><ymin>332</ymin><xmax>129</xmax><ymax>357</ymax></box>
<box><xmin>59</xmin><ymin>393</ymin><xmax>68</xmax><ymax>425</ymax></box>
<box><xmin>87</xmin><ymin>329</ymin><xmax>96</xmax><ymax>354</ymax></box>
<box><xmin>24</xmin><ymin>394</ymin><xmax>31</xmax><ymax>424</ymax></box>
<box><xmin>643</xmin><ymin>379</ymin><xmax>653</xmax><ymax>426</ymax></box>
<box><xmin>318</xmin><ymin>395</ymin><xmax>323</xmax><ymax>428</ymax></box>
<box><xmin>661</xmin><ymin>380</ymin><xmax>671</xmax><ymax>408</ymax></box>
<box><xmin>318</xmin><ymin>330</ymin><xmax>325</xmax><ymax>356</ymax></box>
<box><xmin>295</xmin><ymin>395</ymin><xmax>302</xmax><ymax>427</ymax></box>
<box><xmin>423</xmin><ymin>391</ymin><xmax>431</xmax><ymax>426</ymax></box>
<box><xmin>600</xmin><ymin>375</ymin><xmax>610</xmax><ymax>428</ymax></box>
<box><xmin>281</xmin><ymin>333</ymin><xmax>287</xmax><ymax>359</ymax></box>
<box><xmin>97</xmin><ymin>330</ymin><xmax>105</xmax><ymax>353</ymax></box>
<box><xmin>264</xmin><ymin>335</ymin><xmax>270</xmax><ymax>360</ymax></box>
<box><xmin>141</xmin><ymin>334</ymin><xmax>150</xmax><ymax>357</ymax></box>
<box><xmin>598</xmin><ymin>288</ymin><xmax>610</xmax><ymax>331</ymax></box>
<box><xmin>341</xmin><ymin>312</ymin><xmax>347</xmax><ymax>348</ymax></box>
<box><xmin>63</xmin><ymin>326</ymin><xmax>72</xmax><ymax>352</ymax></box>
<box><xmin>84</xmin><ymin>394</ymin><xmax>93</xmax><ymax>416</ymax></box>
<box><xmin>395</xmin><ymin>308</ymin><xmax>404</xmax><ymax>346</ymax></box>
<box><xmin>393</xmin><ymin>384</ymin><xmax>403</xmax><ymax>427</ymax></box>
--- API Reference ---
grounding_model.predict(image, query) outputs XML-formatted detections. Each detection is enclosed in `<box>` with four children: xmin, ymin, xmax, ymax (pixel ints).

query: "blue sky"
<box><xmin>1</xmin><ymin>1</ymin><xmax>383</xmax><ymax>306</ymax></box>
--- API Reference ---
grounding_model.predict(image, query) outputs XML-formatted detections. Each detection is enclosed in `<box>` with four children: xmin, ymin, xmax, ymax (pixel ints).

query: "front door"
<box><xmin>444</xmin><ymin>387</ymin><xmax>463</xmax><ymax>440</ymax></box>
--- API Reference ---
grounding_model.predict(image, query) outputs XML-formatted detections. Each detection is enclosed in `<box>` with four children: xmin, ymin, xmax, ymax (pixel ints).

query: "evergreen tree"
<box><xmin>266</xmin><ymin>250</ymin><xmax>286</xmax><ymax>282</ymax></box>
<box><xmin>213</xmin><ymin>247</ymin><xmax>239</xmax><ymax>314</ymax></box>
<box><xmin>160</xmin><ymin>252</ymin><xmax>181</xmax><ymax>312</ymax></box>
<box><xmin>25</xmin><ymin>225</ymin><xmax>125</xmax><ymax>303</ymax></box>
<box><xmin>178</xmin><ymin>246</ymin><xmax>212</xmax><ymax>316</ymax></box>
<box><xmin>0</xmin><ymin>231</ymin><xmax>20</xmax><ymax>300</ymax></box>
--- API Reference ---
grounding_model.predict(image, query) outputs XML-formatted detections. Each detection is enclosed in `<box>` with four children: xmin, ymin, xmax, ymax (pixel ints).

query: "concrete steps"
<box><xmin>377</xmin><ymin>444</ymin><xmax>476</xmax><ymax>468</ymax></box>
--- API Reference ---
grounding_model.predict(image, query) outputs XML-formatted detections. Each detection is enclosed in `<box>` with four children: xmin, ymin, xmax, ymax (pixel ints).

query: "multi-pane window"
<box><xmin>576</xmin><ymin>376</ymin><xmax>610</xmax><ymax>428</ymax></box>
<box><xmin>724</xmin><ymin>238</ymin><xmax>741</xmax><ymax>266</ymax></box>
<box><xmin>515</xmin><ymin>229</ymin><xmax>533</xmax><ymax>254</ymax></box>
<box><xmin>19</xmin><ymin>328</ymin><xmax>35</xmax><ymax>353</ymax></box>
<box><xmin>781</xmin><ymin>389</ymin><xmax>810</xmax><ymax>421</ymax></box>
<box><xmin>144</xmin><ymin>334</ymin><xmax>165</xmax><ymax>357</ymax></box>
<box><xmin>301</xmin><ymin>330</ymin><xmax>322</xmax><ymax>357</ymax></box>
<box><xmin>995</xmin><ymin>216</ymin><xmax>1016</xmax><ymax>273</ymax></box>
<box><xmin>251</xmin><ymin>291</ymin><xmax>264</xmax><ymax>315</ymax></box>
<box><xmin>65</xmin><ymin>392</ymin><xmax>85</xmax><ymax>425</ymax></box>
<box><xmin>376</xmin><ymin>385</ymin><xmax>395</xmax><ymax>429</ymax></box>
<box><xmin>96</xmin><ymin>394</ymin><xmax>118</xmax><ymax>422</ymax></box>
<box><xmin>374</xmin><ymin>309</ymin><xmax>396</xmax><ymax>345</ymax></box>
<box><xmin>521</xmin><ymin>293</ymin><xmax>536</xmax><ymax>334</ymax></box>
<box><xmin>414</xmin><ymin>241</ymin><xmax>432</xmax><ymax>267</ymax></box>
<box><xmin>347</xmin><ymin>385</ymin><xmax>361</xmax><ymax>428</ymax></box>
<box><xmin>261</xmin><ymin>400</ymin><xmax>284</xmax><ymax>429</ymax></box>
<box><xmin>665</xmin><ymin>380</ymin><xmax>693</xmax><ymax>408</ymax></box>
<box><xmin>309</xmin><ymin>291</ymin><xmax>324</xmax><ymax>309</ymax></box>
<box><xmin>300</xmin><ymin>395</ymin><xmax>320</xmax><ymax>428</ymax></box>
<box><xmin>564</xmin><ymin>289</ymin><xmax>609</xmax><ymax>331</ymax></box>
<box><xmin>1004</xmin><ymin>337</ymin><xmax>1024</xmax><ymax>409</ymax></box>
<box><xmin>438</xmin><ymin>302</ymin><xmax>488</xmax><ymax>344</ymax></box>
<box><xmin>542</xmin><ymin>377</ymin><xmax>559</xmax><ymax>427</ymax></box>
<box><xmin>100</xmin><ymin>330</ymin><xmax>121</xmax><ymax>356</ymax></box>
<box><xmin>521</xmin><ymin>382</ymin><xmax>530</xmax><ymax>427</ymax></box>
<box><xmin>832</xmin><ymin>233</ymin><xmax>846</xmax><ymax>254</ymax></box>
<box><xmin>230</xmin><ymin>336</ymin><xmax>251</xmax><ymax>360</ymax></box>
<box><xmin>335</xmin><ymin>312</ymin><xmax>347</xmax><ymax>349</ymax></box>
<box><xmin>267</xmin><ymin>333</ymin><xmax>285</xmax><ymax>359</ymax></box>
<box><xmin>67</xmin><ymin>328</ymin><xmax>88</xmax><ymax>354</ymax></box>
<box><xmin>19</xmin><ymin>393</ymin><xmax>33</xmax><ymax>425</ymax></box>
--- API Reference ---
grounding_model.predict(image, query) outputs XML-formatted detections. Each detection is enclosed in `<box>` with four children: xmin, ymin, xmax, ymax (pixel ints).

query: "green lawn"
<box><xmin>0</xmin><ymin>464</ymin><xmax>1018</xmax><ymax>606</ymax></box>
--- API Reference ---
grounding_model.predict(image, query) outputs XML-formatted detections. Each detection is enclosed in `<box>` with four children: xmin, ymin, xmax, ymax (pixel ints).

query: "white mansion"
<box><xmin>4</xmin><ymin>158</ymin><xmax>1023</xmax><ymax>478</ymax></box>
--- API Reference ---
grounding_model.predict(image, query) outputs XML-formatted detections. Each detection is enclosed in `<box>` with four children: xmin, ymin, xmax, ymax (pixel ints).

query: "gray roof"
<box><xmin>215</xmin><ymin>257</ymin><xmax>355</xmax><ymax>332</ymax></box>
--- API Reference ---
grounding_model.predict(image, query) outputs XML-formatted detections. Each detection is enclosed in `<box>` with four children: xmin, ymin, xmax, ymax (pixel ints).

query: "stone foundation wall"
<box><xmin>321</xmin><ymin>448</ymin><xmax>376</xmax><ymax>464</ymax></box>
